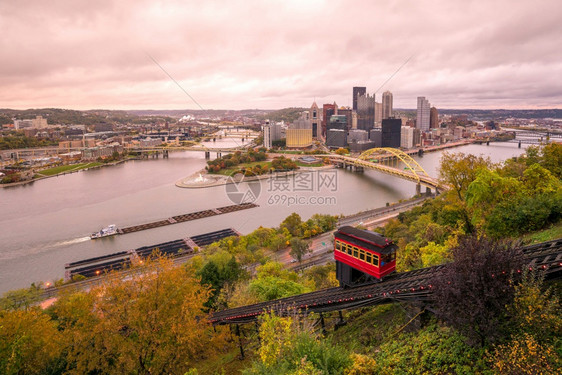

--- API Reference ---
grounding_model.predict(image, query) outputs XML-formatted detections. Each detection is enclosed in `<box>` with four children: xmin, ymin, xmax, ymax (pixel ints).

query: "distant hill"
<box><xmin>257</xmin><ymin>107</ymin><xmax>307</xmax><ymax>123</ymax></box>
<box><xmin>1</xmin><ymin>107</ymin><xmax>559</xmax><ymax>127</ymax></box>
<box><xmin>394</xmin><ymin>108</ymin><xmax>562</xmax><ymax>120</ymax></box>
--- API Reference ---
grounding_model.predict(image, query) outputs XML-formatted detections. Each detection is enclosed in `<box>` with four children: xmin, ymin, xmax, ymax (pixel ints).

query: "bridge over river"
<box><xmin>324</xmin><ymin>148</ymin><xmax>446</xmax><ymax>193</ymax></box>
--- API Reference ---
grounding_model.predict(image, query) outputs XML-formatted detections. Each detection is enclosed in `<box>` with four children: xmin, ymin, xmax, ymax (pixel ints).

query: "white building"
<box><xmin>416</xmin><ymin>97</ymin><xmax>431</xmax><ymax>132</ymax></box>
<box><xmin>400</xmin><ymin>126</ymin><xmax>414</xmax><ymax>149</ymax></box>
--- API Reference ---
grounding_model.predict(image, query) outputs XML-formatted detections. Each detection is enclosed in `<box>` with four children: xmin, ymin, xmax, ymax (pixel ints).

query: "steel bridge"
<box><xmin>210</xmin><ymin>238</ymin><xmax>562</xmax><ymax>325</ymax></box>
<box><xmin>327</xmin><ymin>148</ymin><xmax>446</xmax><ymax>192</ymax></box>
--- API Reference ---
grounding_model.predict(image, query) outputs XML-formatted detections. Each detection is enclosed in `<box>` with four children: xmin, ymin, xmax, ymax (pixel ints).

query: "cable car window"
<box><xmin>372</xmin><ymin>254</ymin><xmax>379</xmax><ymax>267</ymax></box>
<box><xmin>346</xmin><ymin>244</ymin><xmax>352</xmax><ymax>255</ymax></box>
<box><xmin>359</xmin><ymin>250</ymin><xmax>365</xmax><ymax>261</ymax></box>
<box><xmin>366</xmin><ymin>252</ymin><xmax>372</xmax><ymax>264</ymax></box>
<box><xmin>335</xmin><ymin>241</ymin><xmax>342</xmax><ymax>251</ymax></box>
<box><xmin>381</xmin><ymin>253</ymin><xmax>394</xmax><ymax>264</ymax></box>
<box><xmin>353</xmin><ymin>247</ymin><xmax>358</xmax><ymax>258</ymax></box>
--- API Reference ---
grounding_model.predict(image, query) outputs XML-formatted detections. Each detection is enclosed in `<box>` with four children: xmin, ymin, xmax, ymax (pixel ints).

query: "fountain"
<box><xmin>176</xmin><ymin>171</ymin><xmax>221</xmax><ymax>188</ymax></box>
<box><xmin>194</xmin><ymin>173</ymin><xmax>208</xmax><ymax>183</ymax></box>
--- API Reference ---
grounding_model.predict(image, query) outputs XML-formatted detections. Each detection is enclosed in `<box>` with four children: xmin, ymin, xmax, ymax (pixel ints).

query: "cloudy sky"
<box><xmin>1</xmin><ymin>0</ymin><xmax>561</xmax><ymax>110</ymax></box>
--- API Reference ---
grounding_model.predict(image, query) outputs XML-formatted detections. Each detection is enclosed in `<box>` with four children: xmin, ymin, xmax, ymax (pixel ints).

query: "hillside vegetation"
<box><xmin>1</xmin><ymin>144</ymin><xmax>561</xmax><ymax>374</ymax></box>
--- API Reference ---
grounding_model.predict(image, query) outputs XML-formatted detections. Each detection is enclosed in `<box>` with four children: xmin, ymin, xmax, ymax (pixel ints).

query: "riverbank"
<box><xmin>0</xmin><ymin>157</ymin><xmax>140</xmax><ymax>188</ymax></box>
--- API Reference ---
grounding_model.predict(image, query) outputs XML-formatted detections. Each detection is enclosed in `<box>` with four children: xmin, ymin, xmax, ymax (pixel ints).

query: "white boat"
<box><xmin>90</xmin><ymin>224</ymin><xmax>118</xmax><ymax>239</ymax></box>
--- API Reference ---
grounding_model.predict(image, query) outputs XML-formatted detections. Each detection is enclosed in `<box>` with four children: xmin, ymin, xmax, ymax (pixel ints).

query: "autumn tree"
<box><xmin>432</xmin><ymin>235</ymin><xmax>524</xmax><ymax>347</ymax></box>
<box><xmin>55</xmin><ymin>256</ymin><xmax>226</xmax><ymax>375</ymax></box>
<box><xmin>0</xmin><ymin>284</ymin><xmax>43</xmax><ymax>311</ymax></box>
<box><xmin>281</xmin><ymin>212</ymin><xmax>304</xmax><ymax>237</ymax></box>
<box><xmin>0</xmin><ymin>308</ymin><xmax>63</xmax><ymax>375</ymax></box>
<box><xmin>439</xmin><ymin>152</ymin><xmax>494</xmax><ymax>201</ymax></box>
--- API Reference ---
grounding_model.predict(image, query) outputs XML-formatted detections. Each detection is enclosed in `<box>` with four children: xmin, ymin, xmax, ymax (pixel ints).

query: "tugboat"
<box><xmin>90</xmin><ymin>224</ymin><xmax>118</xmax><ymax>239</ymax></box>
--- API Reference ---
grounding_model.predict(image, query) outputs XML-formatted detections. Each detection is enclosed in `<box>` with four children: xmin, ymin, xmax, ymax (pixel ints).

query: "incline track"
<box><xmin>210</xmin><ymin>238</ymin><xmax>562</xmax><ymax>325</ymax></box>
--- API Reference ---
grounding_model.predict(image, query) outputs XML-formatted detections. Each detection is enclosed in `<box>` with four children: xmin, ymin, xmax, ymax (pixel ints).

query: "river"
<box><xmin>0</xmin><ymin>141</ymin><xmax>527</xmax><ymax>293</ymax></box>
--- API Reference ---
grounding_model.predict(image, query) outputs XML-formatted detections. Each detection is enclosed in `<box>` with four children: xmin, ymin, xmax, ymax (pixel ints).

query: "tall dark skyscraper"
<box><xmin>321</xmin><ymin>103</ymin><xmax>337</xmax><ymax>138</ymax></box>
<box><xmin>381</xmin><ymin>118</ymin><xmax>402</xmax><ymax>148</ymax></box>
<box><xmin>352</xmin><ymin>86</ymin><xmax>366</xmax><ymax>111</ymax></box>
<box><xmin>430</xmin><ymin>107</ymin><xmax>439</xmax><ymax>129</ymax></box>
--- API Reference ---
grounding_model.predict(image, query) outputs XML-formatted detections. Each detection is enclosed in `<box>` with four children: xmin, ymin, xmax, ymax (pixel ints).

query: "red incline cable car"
<box><xmin>334</xmin><ymin>226</ymin><xmax>397</xmax><ymax>288</ymax></box>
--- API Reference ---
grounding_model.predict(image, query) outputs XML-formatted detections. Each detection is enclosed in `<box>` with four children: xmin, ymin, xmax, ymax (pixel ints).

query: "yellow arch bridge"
<box><xmin>328</xmin><ymin>148</ymin><xmax>446</xmax><ymax>193</ymax></box>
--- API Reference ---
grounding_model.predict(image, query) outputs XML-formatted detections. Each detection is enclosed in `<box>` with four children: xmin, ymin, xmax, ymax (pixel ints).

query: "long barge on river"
<box><xmin>90</xmin><ymin>203</ymin><xmax>257</xmax><ymax>238</ymax></box>
<box><xmin>67</xmin><ymin>228</ymin><xmax>241</xmax><ymax>280</ymax></box>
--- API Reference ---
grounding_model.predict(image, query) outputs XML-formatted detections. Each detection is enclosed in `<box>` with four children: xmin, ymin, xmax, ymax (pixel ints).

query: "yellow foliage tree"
<box><xmin>491</xmin><ymin>333</ymin><xmax>560</xmax><ymax>374</ymax></box>
<box><xmin>56</xmin><ymin>256</ymin><xmax>227</xmax><ymax>375</ymax></box>
<box><xmin>0</xmin><ymin>309</ymin><xmax>63</xmax><ymax>375</ymax></box>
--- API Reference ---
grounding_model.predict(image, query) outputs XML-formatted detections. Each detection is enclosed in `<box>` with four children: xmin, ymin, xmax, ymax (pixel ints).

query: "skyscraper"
<box><xmin>338</xmin><ymin>107</ymin><xmax>353</xmax><ymax>131</ymax></box>
<box><xmin>357</xmin><ymin>93</ymin><xmax>375</xmax><ymax>131</ymax></box>
<box><xmin>321</xmin><ymin>103</ymin><xmax>337</xmax><ymax>138</ymax></box>
<box><xmin>326</xmin><ymin>115</ymin><xmax>348</xmax><ymax>148</ymax></box>
<box><xmin>263</xmin><ymin>121</ymin><xmax>272</xmax><ymax>149</ymax></box>
<box><xmin>430</xmin><ymin>107</ymin><xmax>439</xmax><ymax>129</ymax></box>
<box><xmin>352</xmin><ymin>86</ymin><xmax>366</xmax><ymax>111</ymax></box>
<box><xmin>416</xmin><ymin>97</ymin><xmax>431</xmax><ymax>131</ymax></box>
<box><xmin>382</xmin><ymin>91</ymin><xmax>393</xmax><ymax>119</ymax></box>
<box><xmin>374</xmin><ymin>102</ymin><xmax>382</xmax><ymax>124</ymax></box>
<box><xmin>310</xmin><ymin>102</ymin><xmax>320</xmax><ymax>138</ymax></box>
<box><xmin>382</xmin><ymin>118</ymin><xmax>401</xmax><ymax>148</ymax></box>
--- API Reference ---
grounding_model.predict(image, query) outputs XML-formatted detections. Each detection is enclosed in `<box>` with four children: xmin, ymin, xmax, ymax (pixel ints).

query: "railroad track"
<box><xmin>210</xmin><ymin>238</ymin><xmax>562</xmax><ymax>325</ymax></box>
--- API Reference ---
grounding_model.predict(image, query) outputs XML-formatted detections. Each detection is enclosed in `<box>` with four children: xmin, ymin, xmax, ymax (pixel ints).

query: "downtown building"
<box><xmin>417</xmin><ymin>97</ymin><xmax>431</xmax><ymax>132</ymax></box>
<box><xmin>310</xmin><ymin>102</ymin><xmax>321</xmax><ymax>138</ymax></box>
<box><xmin>356</xmin><ymin>93</ymin><xmax>376</xmax><ymax>131</ymax></box>
<box><xmin>326</xmin><ymin>115</ymin><xmax>348</xmax><ymax>148</ymax></box>
<box><xmin>263</xmin><ymin>120</ymin><xmax>284</xmax><ymax>149</ymax></box>
<box><xmin>430</xmin><ymin>106</ymin><xmax>439</xmax><ymax>129</ymax></box>
<box><xmin>381</xmin><ymin>118</ymin><xmax>401</xmax><ymax>148</ymax></box>
<box><xmin>321</xmin><ymin>102</ymin><xmax>337</xmax><ymax>139</ymax></box>
<box><xmin>400</xmin><ymin>126</ymin><xmax>414</xmax><ymax>149</ymax></box>
<box><xmin>352</xmin><ymin>86</ymin><xmax>366</xmax><ymax>111</ymax></box>
<box><xmin>286</xmin><ymin>112</ymin><xmax>313</xmax><ymax>148</ymax></box>
<box><xmin>382</xmin><ymin>91</ymin><xmax>393</xmax><ymax>119</ymax></box>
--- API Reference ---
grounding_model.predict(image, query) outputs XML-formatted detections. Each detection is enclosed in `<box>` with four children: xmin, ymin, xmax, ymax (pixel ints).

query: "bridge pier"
<box><xmin>486</xmin><ymin>140</ymin><xmax>490</xmax><ymax>146</ymax></box>
<box><xmin>518</xmin><ymin>140</ymin><xmax>522</xmax><ymax>148</ymax></box>
<box><xmin>416</xmin><ymin>183</ymin><xmax>421</xmax><ymax>196</ymax></box>
<box><xmin>217</xmin><ymin>152</ymin><xmax>222</xmax><ymax>158</ymax></box>
<box><xmin>163</xmin><ymin>150</ymin><xmax>169</xmax><ymax>158</ymax></box>
<box><xmin>426</xmin><ymin>187</ymin><xmax>431</xmax><ymax>196</ymax></box>
<box><xmin>204</xmin><ymin>151</ymin><xmax>210</xmax><ymax>159</ymax></box>
<box><xmin>354</xmin><ymin>166</ymin><xmax>364</xmax><ymax>173</ymax></box>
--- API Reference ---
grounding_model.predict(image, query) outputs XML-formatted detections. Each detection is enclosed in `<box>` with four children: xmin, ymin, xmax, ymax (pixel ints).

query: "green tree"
<box><xmin>289</xmin><ymin>237</ymin><xmax>311</xmax><ymax>263</ymax></box>
<box><xmin>521</xmin><ymin>164</ymin><xmax>561</xmax><ymax>194</ymax></box>
<box><xmin>244</xmin><ymin>312</ymin><xmax>351</xmax><ymax>375</ymax></box>
<box><xmin>539</xmin><ymin>142</ymin><xmax>562</xmax><ymax>178</ymax></box>
<box><xmin>281</xmin><ymin>213</ymin><xmax>304</xmax><ymax>237</ymax></box>
<box><xmin>249</xmin><ymin>262</ymin><xmax>310</xmax><ymax>301</ymax></box>
<box><xmin>439</xmin><ymin>152</ymin><xmax>494</xmax><ymax>201</ymax></box>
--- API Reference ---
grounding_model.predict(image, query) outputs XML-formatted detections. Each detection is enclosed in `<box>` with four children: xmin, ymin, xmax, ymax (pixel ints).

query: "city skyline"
<box><xmin>1</xmin><ymin>0</ymin><xmax>561</xmax><ymax>111</ymax></box>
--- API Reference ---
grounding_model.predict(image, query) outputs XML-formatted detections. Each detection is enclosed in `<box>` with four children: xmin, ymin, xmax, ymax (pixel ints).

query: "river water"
<box><xmin>0</xmin><ymin>141</ymin><xmax>526</xmax><ymax>293</ymax></box>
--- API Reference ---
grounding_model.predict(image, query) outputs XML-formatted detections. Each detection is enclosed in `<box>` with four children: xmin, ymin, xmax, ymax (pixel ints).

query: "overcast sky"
<box><xmin>1</xmin><ymin>0</ymin><xmax>561</xmax><ymax>111</ymax></box>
